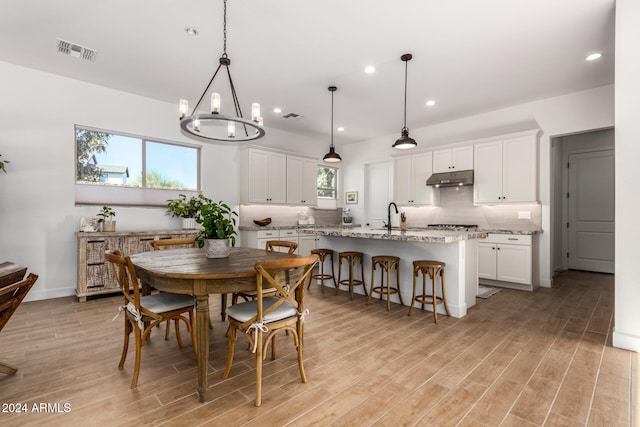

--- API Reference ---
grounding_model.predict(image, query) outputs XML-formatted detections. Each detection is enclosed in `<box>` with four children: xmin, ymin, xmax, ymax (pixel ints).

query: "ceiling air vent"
<box><xmin>282</xmin><ymin>112</ymin><xmax>304</xmax><ymax>120</ymax></box>
<box><xmin>56</xmin><ymin>38</ymin><xmax>97</xmax><ymax>62</ymax></box>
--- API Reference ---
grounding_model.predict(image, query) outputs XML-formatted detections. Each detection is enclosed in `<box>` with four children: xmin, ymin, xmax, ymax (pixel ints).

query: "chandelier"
<box><xmin>392</xmin><ymin>53</ymin><xmax>417</xmax><ymax>149</ymax></box>
<box><xmin>323</xmin><ymin>86</ymin><xmax>342</xmax><ymax>163</ymax></box>
<box><xmin>178</xmin><ymin>0</ymin><xmax>265</xmax><ymax>142</ymax></box>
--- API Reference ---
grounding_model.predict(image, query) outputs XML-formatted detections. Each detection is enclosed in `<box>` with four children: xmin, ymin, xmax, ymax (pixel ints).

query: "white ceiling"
<box><xmin>0</xmin><ymin>0</ymin><xmax>615</xmax><ymax>144</ymax></box>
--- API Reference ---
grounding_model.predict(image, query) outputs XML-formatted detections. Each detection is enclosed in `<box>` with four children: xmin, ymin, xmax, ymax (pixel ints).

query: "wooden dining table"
<box><xmin>129</xmin><ymin>246</ymin><xmax>299</xmax><ymax>402</ymax></box>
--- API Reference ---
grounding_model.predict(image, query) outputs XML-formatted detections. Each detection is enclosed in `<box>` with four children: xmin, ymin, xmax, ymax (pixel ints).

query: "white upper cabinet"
<box><xmin>394</xmin><ymin>151</ymin><xmax>439</xmax><ymax>205</ymax></box>
<box><xmin>432</xmin><ymin>145</ymin><xmax>474</xmax><ymax>173</ymax></box>
<box><xmin>286</xmin><ymin>155</ymin><xmax>318</xmax><ymax>206</ymax></box>
<box><xmin>473</xmin><ymin>132</ymin><xmax>538</xmax><ymax>204</ymax></box>
<box><xmin>247</xmin><ymin>149</ymin><xmax>287</xmax><ymax>204</ymax></box>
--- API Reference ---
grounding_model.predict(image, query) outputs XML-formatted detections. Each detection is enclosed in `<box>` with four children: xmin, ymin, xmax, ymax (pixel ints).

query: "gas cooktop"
<box><xmin>426</xmin><ymin>224</ymin><xmax>479</xmax><ymax>231</ymax></box>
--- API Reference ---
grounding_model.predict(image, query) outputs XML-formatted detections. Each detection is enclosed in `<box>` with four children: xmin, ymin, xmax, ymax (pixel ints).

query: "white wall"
<box><xmin>614</xmin><ymin>0</ymin><xmax>640</xmax><ymax>352</ymax></box>
<box><xmin>341</xmin><ymin>85</ymin><xmax>615</xmax><ymax>289</ymax></box>
<box><xmin>0</xmin><ymin>61</ymin><xmax>323</xmax><ymax>301</ymax></box>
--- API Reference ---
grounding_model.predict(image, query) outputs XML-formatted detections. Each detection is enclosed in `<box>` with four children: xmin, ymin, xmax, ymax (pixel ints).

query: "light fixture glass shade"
<box><xmin>227</xmin><ymin>121</ymin><xmax>235</xmax><ymax>138</ymax></box>
<box><xmin>211</xmin><ymin>93</ymin><xmax>221</xmax><ymax>114</ymax></box>
<box><xmin>179</xmin><ymin>99</ymin><xmax>189</xmax><ymax>119</ymax></box>
<box><xmin>323</xmin><ymin>146</ymin><xmax>342</xmax><ymax>162</ymax></box>
<box><xmin>392</xmin><ymin>128</ymin><xmax>417</xmax><ymax>149</ymax></box>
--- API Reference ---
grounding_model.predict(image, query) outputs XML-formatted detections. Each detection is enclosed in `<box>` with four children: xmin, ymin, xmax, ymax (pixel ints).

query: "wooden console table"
<box><xmin>76</xmin><ymin>229</ymin><xmax>198</xmax><ymax>301</ymax></box>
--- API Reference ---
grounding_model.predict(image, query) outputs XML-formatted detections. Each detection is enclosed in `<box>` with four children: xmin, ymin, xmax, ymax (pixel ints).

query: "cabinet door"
<box><xmin>474</xmin><ymin>140</ymin><xmax>503</xmax><ymax>204</ymax></box>
<box><xmin>248</xmin><ymin>150</ymin><xmax>270</xmax><ymax>203</ymax></box>
<box><xmin>452</xmin><ymin>146</ymin><xmax>474</xmax><ymax>170</ymax></box>
<box><xmin>502</xmin><ymin>135</ymin><xmax>537</xmax><ymax>203</ymax></box>
<box><xmin>411</xmin><ymin>151</ymin><xmax>438</xmax><ymax>205</ymax></box>
<box><xmin>496</xmin><ymin>244</ymin><xmax>532</xmax><ymax>284</ymax></box>
<box><xmin>478</xmin><ymin>242</ymin><xmax>497</xmax><ymax>280</ymax></box>
<box><xmin>267</xmin><ymin>152</ymin><xmax>287</xmax><ymax>203</ymax></box>
<box><xmin>432</xmin><ymin>149</ymin><xmax>453</xmax><ymax>173</ymax></box>
<box><xmin>393</xmin><ymin>156</ymin><xmax>412</xmax><ymax>204</ymax></box>
<box><xmin>286</xmin><ymin>156</ymin><xmax>303</xmax><ymax>204</ymax></box>
<box><xmin>300</xmin><ymin>158</ymin><xmax>318</xmax><ymax>206</ymax></box>
<box><xmin>298</xmin><ymin>235</ymin><xmax>317</xmax><ymax>256</ymax></box>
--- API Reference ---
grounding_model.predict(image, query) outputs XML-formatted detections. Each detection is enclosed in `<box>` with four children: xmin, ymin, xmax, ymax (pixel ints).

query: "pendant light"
<box><xmin>392</xmin><ymin>53</ymin><xmax>417</xmax><ymax>149</ymax></box>
<box><xmin>323</xmin><ymin>86</ymin><xmax>342</xmax><ymax>163</ymax></box>
<box><xmin>178</xmin><ymin>0</ymin><xmax>265</xmax><ymax>142</ymax></box>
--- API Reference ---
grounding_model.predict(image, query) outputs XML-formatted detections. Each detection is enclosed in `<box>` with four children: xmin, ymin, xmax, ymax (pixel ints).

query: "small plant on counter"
<box><xmin>97</xmin><ymin>205</ymin><xmax>116</xmax><ymax>223</ymax></box>
<box><xmin>166</xmin><ymin>194</ymin><xmax>208</xmax><ymax>219</ymax></box>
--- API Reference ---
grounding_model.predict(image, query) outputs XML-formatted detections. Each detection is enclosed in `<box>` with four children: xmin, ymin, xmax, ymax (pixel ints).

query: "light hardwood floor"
<box><xmin>0</xmin><ymin>270</ymin><xmax>637</xmax><ymax>426</ymax></box>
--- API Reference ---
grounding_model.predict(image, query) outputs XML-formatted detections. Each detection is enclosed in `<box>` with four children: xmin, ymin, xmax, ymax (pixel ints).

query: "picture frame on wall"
<box><xmin>345</xmin><ymin>191</ymin><xmax>358</xmax><ymax>204</ymax></box>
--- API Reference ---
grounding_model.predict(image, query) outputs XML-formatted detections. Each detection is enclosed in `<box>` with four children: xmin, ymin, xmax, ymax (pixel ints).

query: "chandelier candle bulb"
<box><xmin>179</xmin><ymin>99</ymin><xmax>189</xmax><ymax>119</ymax></box>
<box><xmin>193</xmin><ymin>119</ymin><xmax>200</xmax><ymax>132</ymax></box>
<box><xmin>211</xmin><ymin>93</ymin><xmax>221</xmax><ymax>114</ymax></box>
<box><xmin>251</xmin><ymin>103</ymin><xmax>260</xmax><ymax>122</ymax></box>
<box><xmin>227</xmin><ymin>121</ymin><xmax>235</xmax><ymax>138</ymax></box>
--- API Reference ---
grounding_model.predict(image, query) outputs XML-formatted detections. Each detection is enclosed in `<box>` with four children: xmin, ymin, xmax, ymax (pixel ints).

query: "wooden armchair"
<box><xmin>222</xmin><ymin>254</ymin><xmax>318</xmax><ymax>406</ymax></box>
<box><xmin>0</xmin><ymin>272</ymin><xmax>38</xmax><ymax>375</ymax></box>
<box><xmin>105</xmin><ymin>249</ymin><xmax>196</xmax><ymax>388</ymax></box>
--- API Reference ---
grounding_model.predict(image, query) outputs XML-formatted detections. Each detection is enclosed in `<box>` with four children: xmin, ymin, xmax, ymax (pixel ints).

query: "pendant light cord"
<box><xmin>402</xmin><ymin>58</ymin><xmax>408</xmax><ymax>131</ymax></box>
<box><xmin>330</xmin><ymin>89</ymin><xmax>334</xmax><ymax>148</ymax></box>
<box><xmin>223</xmin><ymin>0</ymin><xmax>227</xmax><ymax>55</ymax></box>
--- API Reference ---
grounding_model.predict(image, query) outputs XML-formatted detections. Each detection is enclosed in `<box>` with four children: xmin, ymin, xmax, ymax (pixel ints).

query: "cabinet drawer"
<box><xmin>257</xmin><ymin>230</ymin><xmax>279</xmax><ymax>239</ymax></box>
<box><xmin>280</xmin><ymin>229</ymin><xmax>299</xmax><ymax>238</ymax></box>
<box><xmin>485</xmin><ymin>234</ymin><xmax>531</xmax><ymax>245</ymax></box>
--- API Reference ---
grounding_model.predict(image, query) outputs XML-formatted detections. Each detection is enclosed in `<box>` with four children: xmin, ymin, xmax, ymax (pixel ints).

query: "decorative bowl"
<box><xmin>253</xmin><ymin>218</ymin><xmax>272</xmax><ymax>226</ymax></box>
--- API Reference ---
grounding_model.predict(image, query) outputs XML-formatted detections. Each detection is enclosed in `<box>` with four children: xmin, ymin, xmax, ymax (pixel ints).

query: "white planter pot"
<box><xmin>205</xmin><ymin>238</ymin><xmax>230</xmax><ymax>258</ymax></box>
<box><xmin>182</xmin><ymin>217</ymin><xmax>196</xmax><ymax>229</ymax></box>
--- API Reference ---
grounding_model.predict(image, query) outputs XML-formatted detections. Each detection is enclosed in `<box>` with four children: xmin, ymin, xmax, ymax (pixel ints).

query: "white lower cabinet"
<box><xmin>478</xmin><ymin>234</ymin><xmax>534</xmax><ymax>291</ymax></box>
<box><xmin>241</xmin><ymin>228</ymin><xmax>318</xmax><ymax>255</ymax></box>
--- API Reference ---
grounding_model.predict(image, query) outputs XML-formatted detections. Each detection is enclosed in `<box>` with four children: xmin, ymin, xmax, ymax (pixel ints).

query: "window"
<box><xmin>317</xmin><ymin>165</ymin><xmax>338</xmax><ymax>199</ymax></box>
<box><xmin>75</xmin><ymin>125</ymin><xmax>201</xmax><ymax>206</ymax></box>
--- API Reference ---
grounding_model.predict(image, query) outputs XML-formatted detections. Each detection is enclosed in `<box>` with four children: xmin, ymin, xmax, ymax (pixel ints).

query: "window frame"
<box><xmin>317</xmin><ymin>165</ymin><xmax>339</xmax><ymax>200</ymax></box>
<box><xmin>74</xmin><ymin>125</ymin><xmax>202</xmax><ymax>207</ymax></box>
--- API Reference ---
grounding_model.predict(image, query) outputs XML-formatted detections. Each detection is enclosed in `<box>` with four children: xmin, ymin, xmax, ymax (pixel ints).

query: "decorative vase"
<box><xmin>102</xmin><ymin>220</ymin><xmax>116</xmax><ymax>232</ymax></box>
<box><xmin>205</xmin><ymin>238</ymin><xmax>230</xmax><ymax>258</ymax></box>
<box><xmin>182</xmin><ymin>217</ymin><xmax>196</xmax><ymax>230</ymax></box>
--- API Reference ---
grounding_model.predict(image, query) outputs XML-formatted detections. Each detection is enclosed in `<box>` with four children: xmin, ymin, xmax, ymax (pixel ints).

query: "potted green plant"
<box><xmin>0</xmin><ymin>154</ymin><xmax>9</xmax><ymax>173</ymax></box>
<box><xmin>97</xmin><ymin>205</ymin><xmax>117</xmax><ymax>232</ymax></box>
<box><xmin>166</xmin><ymin>194</ymin><xmax>207</xmax><ymax>229</ymax></box>
<box><xmin>195</xmin><ymin>199</ymin><xmax>238</xmax><ymax>258</ymax></box>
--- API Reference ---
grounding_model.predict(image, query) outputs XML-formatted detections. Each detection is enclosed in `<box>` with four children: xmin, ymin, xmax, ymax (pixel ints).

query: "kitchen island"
<box><xmin>299</xmin><ymin>226</ymin><xmax>488</xmax><ymax>318</ymax></box>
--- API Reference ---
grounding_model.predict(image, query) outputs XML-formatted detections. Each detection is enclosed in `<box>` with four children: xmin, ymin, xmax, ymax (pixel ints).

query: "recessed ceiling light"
<box><xmin>273</xmin><ymin>107</ymin><xmax>282</xmax><ymax>113</ymax></box>
<box><xmin>364</xmin><ymin>65</ymin><xmax>376</xmax><ymax>74</ymax></box>
<box><xmin>337</xmin><ymin>127</ymin><xmax>345</xmax><ymax>132</ymax></box>
<box><xmin>185</xmin><ymin>27</ymin><xmax>198</xmax><ymax>36</ymax></box>
<box><xmin>586</xmin><ymin>52</ymin><xmax>602</xmax><ymax>61</ymax></box>
<box><xmin>426</xmin><ymin>100</ymin><xmax>436</xmax><ymax>107</ymax></box>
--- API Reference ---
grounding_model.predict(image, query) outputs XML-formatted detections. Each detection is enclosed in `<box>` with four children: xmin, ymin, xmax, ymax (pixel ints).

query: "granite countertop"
<box><xmin>240</xmin><ymin>224</ymin><xmax>542</xmax><ymax>236</ymax></box>
<box><xmin>298</xmin><ymin>226</ymin><xmax>489</xmax><ymax>244</ymax></box>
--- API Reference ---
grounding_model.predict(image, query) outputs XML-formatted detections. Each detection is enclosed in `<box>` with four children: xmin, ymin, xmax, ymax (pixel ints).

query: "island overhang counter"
<box><xmin>299</xmin><ymin>226</ymin><xmax>489</xmax><ymax>318</ymax></box>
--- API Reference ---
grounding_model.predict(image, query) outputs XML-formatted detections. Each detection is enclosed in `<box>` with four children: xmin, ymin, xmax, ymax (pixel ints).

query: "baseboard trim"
<box><xmin>613</xmin><ymin>328</ymin><xmax>640</xmax><ymax>352</ymax></box>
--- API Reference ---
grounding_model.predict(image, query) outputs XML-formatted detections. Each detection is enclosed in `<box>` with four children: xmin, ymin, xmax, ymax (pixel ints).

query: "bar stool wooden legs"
<box><xmin>309</xmin><ymin>248</ymin><xmax>336</xmax><ymax>290</ymax></box>
<box><xmin>336</xmin><ymin>251</ymin><xmax>367</xmax><ymax>299</ymax></box>
<box><xmin>409</xmin><ymin>260</ymin><xmax>450</xmax><ymax>323</ymax></box>
<box><xmin>367</xmin><ymin>256</ymin><xmax>403</xmax><ymax>311</ymax></box>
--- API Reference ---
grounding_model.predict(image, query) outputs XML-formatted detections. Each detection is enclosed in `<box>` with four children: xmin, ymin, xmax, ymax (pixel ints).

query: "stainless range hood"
<box><xmin>426</xmin><ymin>170</ymin><xmax>474</xmax><ymax>187</ymax></box>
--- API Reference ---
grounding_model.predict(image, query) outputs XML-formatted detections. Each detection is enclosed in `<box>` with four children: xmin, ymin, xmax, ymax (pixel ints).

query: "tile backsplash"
<box><xmin>239</xmin><ymin>186</ymin><xmax>541</xmax><ymax>231</ymax></box>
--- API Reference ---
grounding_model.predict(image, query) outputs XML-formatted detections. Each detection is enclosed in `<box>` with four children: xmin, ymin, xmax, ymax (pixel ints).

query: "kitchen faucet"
<box><xmin>387</xmin><ymin>202</ymin><xmax>398</xmax><ymax>232</ymax></box>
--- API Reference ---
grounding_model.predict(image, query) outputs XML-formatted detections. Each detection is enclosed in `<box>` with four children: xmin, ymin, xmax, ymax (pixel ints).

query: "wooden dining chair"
<box><xmin>222</xmin><ymin>254</ymin><xmax>318</xmax><ymax>406</ymax></box>
<box><xmin>231</xmin><ymin>240</ymin><xmax>299</xmax><ymax>306</ymax></box>
<box><xmin>105</xmin><ymin>249</ymin><xmax>197</xmax><ymax>388</ymax></box>
<box><xmin>0</xmin><ymin>272</ymin><xmax>38</xmax><ymax>375</ymax></box>
<box><xmin>150</xmin><ymin>237</ymin><xmax>220</xmax><ymax>325</ymax></box>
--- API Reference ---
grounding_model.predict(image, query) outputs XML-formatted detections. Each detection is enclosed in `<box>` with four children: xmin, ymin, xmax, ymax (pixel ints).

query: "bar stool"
<box><xmin>336</xmin><ymin>251</ymin><xmax>367</xmax><ymax>299</ymax></box>
<box><xmin>367</xmin><ymin>255</ymin><xmax>403</xmax><ymax>311</ymax></box>
<box><xmin>309</xmin><ymin>248</ymin><xmax>336</xmax><ymax>290</ymax></box>
<box><xmin>409</xmin><ymin>260</ymin><xmax>450</xmax><ymax>323</ymax></box>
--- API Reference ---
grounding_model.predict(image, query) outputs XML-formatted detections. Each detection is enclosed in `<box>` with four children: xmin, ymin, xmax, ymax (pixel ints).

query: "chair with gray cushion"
<box><xmin>105</xmin><ymin>249</ymin><xmax>197</xmax><ymax>388</ymax></box>
<box><xmin>222</xmin><ymin>254</ymin><xmax>318</xmax><ymax>406</ymax></box>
